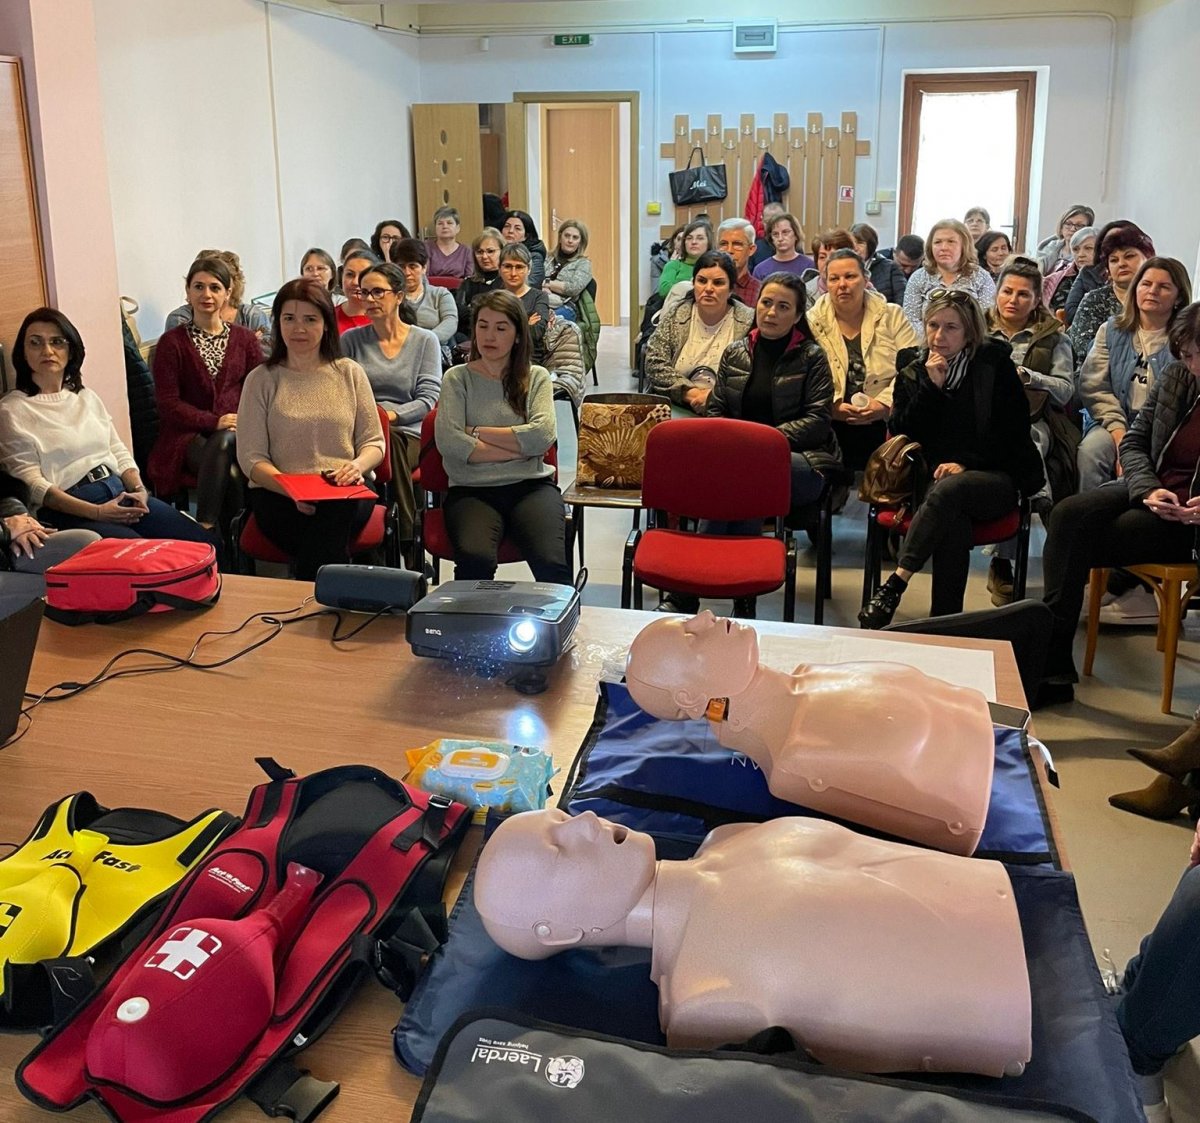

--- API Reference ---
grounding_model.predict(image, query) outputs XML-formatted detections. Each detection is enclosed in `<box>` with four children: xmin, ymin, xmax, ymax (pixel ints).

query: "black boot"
<box><xmin>658</xmin><ymin>592</ymin><xmax>700</xmax><ymax>614</ymax></box>
<box><xmin>859</xmin><ymin>575</ymin><xmax>906</xmax><ymax>629</ymax></box>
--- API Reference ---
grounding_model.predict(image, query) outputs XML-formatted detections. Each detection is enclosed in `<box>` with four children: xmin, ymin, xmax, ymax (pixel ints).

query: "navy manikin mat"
<box><xmin>393</xmin><ymin>859</ymin><xmax>1143</xmax><ymax>1122</ymax></box>
<box><xmin>411</xmin><ymin>1012</ymin><xmax>1099</xmax><ymax>1123</ymax></box>
<box><xmin>0</xmin><ymin>596</ymin><xmax>43</xmax><ymax>743</ymax></box>
<box><xmin>560</xmin><ymin>680</ymin><xmax>1058</xmax><ymax>865</ymax></box>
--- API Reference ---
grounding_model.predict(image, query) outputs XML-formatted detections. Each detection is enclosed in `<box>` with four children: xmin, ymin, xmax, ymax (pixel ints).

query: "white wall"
<box><xmin>1115</xmin><ymin>0</ymin><xmax>1200</xmax><ymax>278</ymax></box>
<box><xmin>94</xmin><ymin>0</ymin><xmax>420</xmax><ymax>337</ymax></box>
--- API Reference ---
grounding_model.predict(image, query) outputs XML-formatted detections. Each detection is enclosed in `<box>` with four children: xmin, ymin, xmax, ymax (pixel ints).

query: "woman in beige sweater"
<box><xmin>236</xmin><ymin>278</ymin><xmax>384</xmax><ymax>579</ymax></box>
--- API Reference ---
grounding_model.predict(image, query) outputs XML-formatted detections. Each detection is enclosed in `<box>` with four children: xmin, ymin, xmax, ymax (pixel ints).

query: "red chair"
<box><xmin>427</xmin><ymin>275</ymin><xmax>462</xmax><ymax>292</ymax></box>
<box><xmin>233</xmin><ymin>405</ymin><xmax>400</xmax><ymax>575</ymax></box>
<box><xmin>621</xmin><ymin>418</ymin><xmax>798</xmax><ymax>621</ymax></box>
<box><xmin>413</xmin><ymin>407</ymin><xmax>561</xmax><ymax>584</ymax></box>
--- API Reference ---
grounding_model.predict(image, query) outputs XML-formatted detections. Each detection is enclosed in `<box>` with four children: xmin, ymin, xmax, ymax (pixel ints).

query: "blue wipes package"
<box><xmin>405</xmin><ymin>739</ymin><xmax>556</xmax><ymax>823</ymax></box>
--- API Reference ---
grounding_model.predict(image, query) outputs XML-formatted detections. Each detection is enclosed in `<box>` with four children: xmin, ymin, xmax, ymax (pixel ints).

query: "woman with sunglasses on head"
<box><xmin>1077</xmin><ymin>257</ymin><xmax>1191</xmax><ymax>494</ymax></box>
<box><xmin>236</xmin><ymin>279</ymin><xmax>384</xmax><ymax>581</ymax></box>
<box><xmin>858</xmin><ymin>290</ymin><xmax>1043</xmax><ymax>628</ymax></box>
<box><xmin>389</xmin><ymin>238</ymin><xmax>458</xmax><ymax>349</ymax></box>
<box><xmin>0</xmin><ymin>309</ymin><xmax>217</xmax><ymax>549</ymax></box>
<box><xmin>500</xmin><ymin>210</ymin><xmax>548</xmax><ymax>289</ymax></box>
<box><xmin>434</xmin><ymin>290</ymin><xmax>570</xmax><ymax>585</ymax></box>
<box><xmin>148</xmin><ymin>255</ymin><xmax>264</xmax><ymax>545</ymax></box>
<box><xmin>342</xmin><ymin>263</ymin><xmax>442</xmax><ymax>566</ymax></box>
<box><xmin>336</xmin><ymin>249</ymin><xmax>381</xmax><ymax>335</ymax></box>
<box><xmin>902</xmin><ymin>219</ymin><xmax>996</xmax><ymax>338</ymax></box>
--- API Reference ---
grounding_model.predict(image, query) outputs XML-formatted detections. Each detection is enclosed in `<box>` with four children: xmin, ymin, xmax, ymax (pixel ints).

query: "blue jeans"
<box><xmin>43</xmin><ymin>476</ymin><xmax>216</xmax><ymax>546</ymax></box>
<box><xmin>1117</xmin><ymin>863</ymin><xmax>1200</xmax><ymax>1074</ymax></box>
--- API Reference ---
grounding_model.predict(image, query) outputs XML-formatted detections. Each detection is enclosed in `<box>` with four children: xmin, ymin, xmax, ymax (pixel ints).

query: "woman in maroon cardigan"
<box><xmin>148</xmin><ymin>256</ymin><xmax>263</xmax><ymax>540</ymax></box>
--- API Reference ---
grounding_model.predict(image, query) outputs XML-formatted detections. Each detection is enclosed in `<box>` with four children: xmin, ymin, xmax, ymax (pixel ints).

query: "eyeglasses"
<box><xmin>28</xmin><ymin>334</ymin><xmax>68</xmax><ymax>350</ymax></box>
<box><xmin>360</xmin><ymin>287</ymin><xmax>399</xmax><ymax>301</ymax></box>
<box><xmin>1061</xmin><ymin>220</ymin><xmax>1087</xmax><ymax>233</ymax></box>
<box><xmin>378</xmin><ymin>234</ymin><xmax>400</xmax><ymax>244</ymax></box>
<box><xmin>927</xmin><ymin>288</ymin><xmax>975</xmax><ymax>307</ymax></box>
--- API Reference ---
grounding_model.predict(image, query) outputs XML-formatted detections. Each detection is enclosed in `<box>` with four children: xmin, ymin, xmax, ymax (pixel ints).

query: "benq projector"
<box><xmin>405</xmin><ymin>579</ymin><xmax>581</xmax><ymax>691</ymax></box>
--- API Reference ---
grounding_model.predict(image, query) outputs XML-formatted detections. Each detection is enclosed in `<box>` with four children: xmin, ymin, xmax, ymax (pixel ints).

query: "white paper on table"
<box><xmin>825</xmin><ymin>636</ymin><xmax>997</xmax><ymax>701</ymax></box>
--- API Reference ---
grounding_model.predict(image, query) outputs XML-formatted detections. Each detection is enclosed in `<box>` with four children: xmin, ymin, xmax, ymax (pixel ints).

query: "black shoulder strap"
<box><xmin>1</xmin><ymin>957</ymin><xmax>96</xmax><ymax>1032</ymax></box>
<box><xmin>245</xmin><ymin>1060</ymin><xmax>339</xmax><ymax>1123</ymax></box>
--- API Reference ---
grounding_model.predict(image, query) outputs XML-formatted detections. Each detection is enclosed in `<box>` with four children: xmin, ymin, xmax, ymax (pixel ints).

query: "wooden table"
<box><xmin>0</xmin><ymin>575</ymin><xmax>1053</xmax><ymax>1121</ymax></box>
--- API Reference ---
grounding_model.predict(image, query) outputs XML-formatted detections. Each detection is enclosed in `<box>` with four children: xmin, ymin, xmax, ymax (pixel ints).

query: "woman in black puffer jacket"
<box><xmin>859</xmin><ymin>290</ymin><xmax>1044</xmax><ymax>627</ymax></box>
<box><xmin>1037</xmin><ymin>303</ymin><xmax>1200</xmax><ymax>706</ymax></box>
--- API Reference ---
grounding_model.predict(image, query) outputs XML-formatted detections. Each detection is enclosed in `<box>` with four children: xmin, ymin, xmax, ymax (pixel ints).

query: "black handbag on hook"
<box><xmin>669</xmin><ymin>146</ymin><xmax>728</xmax><ymax>205</ymax></box>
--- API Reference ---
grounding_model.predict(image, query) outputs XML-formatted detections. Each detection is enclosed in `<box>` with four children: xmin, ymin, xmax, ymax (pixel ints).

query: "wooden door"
<box><xmin>0</xmin><ymin>57</ymin><xmax>46</xmax><ymax>382</ymax></box>
<box><xmin>411</xmin><ymin>103</ymin><xmax>484</xmax><ymax>239</ymax></box>
<box><xmin>542</xmin><ymin>104</ymin><xmax>619</xmax><ymax>325</ymax></box>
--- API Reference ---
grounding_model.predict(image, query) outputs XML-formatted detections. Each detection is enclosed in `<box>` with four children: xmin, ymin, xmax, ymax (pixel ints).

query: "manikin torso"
<box><xmin>647</xmin><ymin>818</ymin><xmax>1029</xmax><ymax>1076</ymax></box>
<box><xmin>625</xmin><ymin>614</ymin><xmax>996</xmax><ymax>855</ymax></box>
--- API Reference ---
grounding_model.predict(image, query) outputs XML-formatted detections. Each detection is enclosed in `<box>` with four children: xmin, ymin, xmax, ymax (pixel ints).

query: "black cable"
<box><xmin>2</xmin><ymin>600</ymin><xmax>396</xmax><ymax>752</ymax></box>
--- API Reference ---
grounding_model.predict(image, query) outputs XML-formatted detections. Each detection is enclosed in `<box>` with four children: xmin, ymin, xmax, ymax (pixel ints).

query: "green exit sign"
<box><xmin>553</xmin><ymin>33</ymin><xmax>592</xmax><ymax>47</ymax></box>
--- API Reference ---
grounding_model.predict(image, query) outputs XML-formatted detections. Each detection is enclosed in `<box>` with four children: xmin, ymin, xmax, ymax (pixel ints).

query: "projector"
<box><xmin>405</xmin><ymin>579</ymin><xmax>581</xmax><ymax>693</ymax></box>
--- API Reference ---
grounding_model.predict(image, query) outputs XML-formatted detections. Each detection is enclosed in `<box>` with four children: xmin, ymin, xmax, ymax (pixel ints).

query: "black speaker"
<box><xmin>313</xmin><ymin>565</ymin><xmax>427</xmax><ymax>613</ymax></box>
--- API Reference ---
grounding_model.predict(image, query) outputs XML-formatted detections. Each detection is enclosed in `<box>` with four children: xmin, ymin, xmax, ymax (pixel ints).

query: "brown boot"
<box><xmin>1127</xmin><ymin>719</ymin><xmax>1200</xmax><ymax>778</ymax></box>
<box><xmin>1108</xmin><ymin>774</ymin><xmax>1200</xmax><ymax>821</ymax></box>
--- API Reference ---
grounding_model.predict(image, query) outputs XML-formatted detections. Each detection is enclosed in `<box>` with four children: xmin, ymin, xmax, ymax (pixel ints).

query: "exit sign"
<box><xmin>552</xmin><ymin>33</ymin><xmax>592</xmax><ymax>47</ymax></box>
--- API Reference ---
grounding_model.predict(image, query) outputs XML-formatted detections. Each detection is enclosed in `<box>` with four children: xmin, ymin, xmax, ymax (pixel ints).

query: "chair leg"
<box><xmin>861</xmin><ymin>513</ymin><xmax>882</xmax><ymax>609</ymax></box>
<box><xmin>590</xmin><ymin>363</ymin><xmax>599</xmax><ymax>387</ymax></box>
<box><xmin>1013</xmin><ymin>526</ymin><xmax>1030</xmax><ymax>600</ymax></box>
<box><xmin>1083</xmin><ymin>568</ymin><xmax>1106</xmax><ymax>676</ymax></box>
<box><xmin>1160</xmin><ymin>577</ymin><xmax>1184</xmax><ymax>713</ymax></box>
<box><xmin>633</xmin><ymin>578</ymin><xmax>644</xmax><ymax>611</ymax></box>
<box><xmin>784</xmin><ymin>541</ymin><xmax>797</xmax><ymax>623</ymax></box>
<box><xmin>574</xmin><ymin>504</ymin><xmax>585</xmax><ymax>567</ymax></box>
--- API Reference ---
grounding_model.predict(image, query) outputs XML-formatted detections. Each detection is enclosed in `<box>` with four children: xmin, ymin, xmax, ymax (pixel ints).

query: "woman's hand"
<box><xmin>1144</xmin><ymin>488</ymin><xmax>1185</xmax><ymax>521</ymax></box>
<box><xmin>326</xmin><ymin>461</ymin><xmax>364</xmax><ymax>487</ymax></box>
<box><xmin>846</xmin><ymin>397</ymin><xmax>889</xmax><ymax>425</ymax></box>
<box><xmin>295</xmin><ymin>501</ymin><xmax>317</xmax><ymax>516</ymax></box>
<box><xmin>925</xmin><ymin>351</ymin><xmax>949</xmax><ymax>389</ymax></box>
<box><xmin>95</xmin><ymin>494</ymin><xmax>147</xmax><ymax>525</ymax></box>
<box><xmin>216</xmin><ymin>413</ymin><xmax>238</xmax><ymax>431</ymax></box>
<box><xmin>5</xmin><ymin>514</ymin><xmax>53</xmax><ymax>559</ymax></box>
<box><xmin>932</xmin><ymin>462</ymin><xmax>966</xmax><ymax>480</ymax></box>
<box><xmin>684</xmin><ymin>387</ymin><xmax>710</xmax><ymax>414</ymax></box>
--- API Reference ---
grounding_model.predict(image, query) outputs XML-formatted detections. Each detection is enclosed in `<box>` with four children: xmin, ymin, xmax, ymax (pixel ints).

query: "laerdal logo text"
<box><xmin>470</xmin><ymin>1037</ymin><xmax>543</xmax><ymax>1072</ymax></box>
<box><xmin>206</xmin><ymin>867</ymin><xmax>252</xmax><ymax>894</ymax></box>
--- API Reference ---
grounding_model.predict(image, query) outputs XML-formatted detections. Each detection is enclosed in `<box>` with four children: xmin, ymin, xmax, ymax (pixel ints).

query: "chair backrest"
<box><xmin>642</xmin><ymin>418</ymin><xmax>791</xmax><ymax>521</ymax></box>
<box><xmin>418</xmin><ymin>407</ymin><xmax>557</xmax><ymax>499</ymax></box>
<box><xmin>374</xmin><ymin>404</ymin><xmax>393</xmax><ymax>485</ymax></box>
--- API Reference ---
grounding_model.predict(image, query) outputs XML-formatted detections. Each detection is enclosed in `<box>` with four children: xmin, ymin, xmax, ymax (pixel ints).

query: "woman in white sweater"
<box><xmin>0</xmin><ymin>308</ymin><xmax>215</xmax><ymax>547</ymax></box>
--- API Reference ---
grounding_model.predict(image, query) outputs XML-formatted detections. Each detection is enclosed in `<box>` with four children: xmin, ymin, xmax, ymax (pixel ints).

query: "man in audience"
<box><xmin>750</xmin><ymin>202</ymin><xmax>785</xmax><ymax>269</ymax></box>
<box><xmin>662</xmin><ymin>218</ymin><xmax>760</xmax><ymax>315</ymax></box>
<box><xmin>881</xmin><ymin>234</ymin><xmax>926</xmax><ymax>279</ymax></box>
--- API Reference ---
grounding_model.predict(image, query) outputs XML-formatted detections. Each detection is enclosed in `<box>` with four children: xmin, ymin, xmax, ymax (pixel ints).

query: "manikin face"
<box><xmin>925</xmin><ymin>308</ymin><xmax>967</xmax><ymax>360</ymax></box>
<box><xmin>717</xmin><ymin>228</ymin><xmax>753</xmax><ymax>272</ymax></box>
<box><xmin>278</xmin><ymin>300</ymin><xmax>325</xmax><ymax>359</ymax></box>
<box><xmin>502</xmin><ymin>216</ymin><xmax>526</xmax><ymax>244</ymax></box>
<box><xmin>1135</xmin><ymin>268</ymin><xmax>1179</xmax><ymax>321</ymax></box>
<box><xmin>995</xmin><ymin>276</ymin><xmax>1037</xmax><ymax>328</ymax></box>
<box><xmin>827</xmin><ymin>259</ymin><xmax>866</xmax><ymax>310</ymax></box>
<box><xmin>475</xmin><ymin>238</ymin><xmax>502</xmax><ymax>272</ymax></box>
<box><xmin>756</xmin><ymin>283</ymin><xmax>801</xmax><ymax>340</ymax></box>
<box><xmin>473</xmin><ymin>306</ymin><xmax>518</xmax><ymax>362</ymax></box>
<box><xmin>1073</xmin><ymin>237</ymin><xmax>1096</xmax><ymax>268</ymax></box>
<box><xmin>931</xmin><ymin>229</ymin><xmax>964</xmax><ymax>271</ymax></box>
<box><xmin>474</xmin><ymin>809</ymin><xmax>656</xmax><ymax>956</ymax></box>
<box><xmin>771</xmin><ymin>222</ymin><xmax>797</xmax><ymax>255</ymax></box>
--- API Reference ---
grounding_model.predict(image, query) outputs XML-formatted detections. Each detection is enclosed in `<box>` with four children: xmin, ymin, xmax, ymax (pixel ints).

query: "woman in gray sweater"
<box><xmin>434</xmin><ymin>290</ymin><xmax>569</xmax><ymax>584</ymax></box>
<box><xmin>391</xmin><ymin>238</ymin><xmax>458</xmax><ymax>346</ymax></box>
<box><xmin>342</xmin><ymin>262</ymin><xmax>442</xmax><ymax>563</ymax></box>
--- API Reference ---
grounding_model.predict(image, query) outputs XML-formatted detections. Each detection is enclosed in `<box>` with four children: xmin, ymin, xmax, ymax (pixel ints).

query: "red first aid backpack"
<box><xmin>43</xmin><ymin>538</ymin><xmax>220</xmax><ymax>625</ymax></box>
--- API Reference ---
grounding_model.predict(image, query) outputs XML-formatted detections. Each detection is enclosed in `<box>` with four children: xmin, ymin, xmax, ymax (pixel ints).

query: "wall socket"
<box><xmin>865</xmin><ymin>201</ymin><xmax>882</xmax><ymax>216</ymax></box>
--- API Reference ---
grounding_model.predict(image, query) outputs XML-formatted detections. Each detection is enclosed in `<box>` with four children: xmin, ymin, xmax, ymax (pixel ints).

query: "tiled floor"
<box><xmin>492</xmin><ymin>323</ymin><xmax>1200</xmax><ymax>1116</ymax></box>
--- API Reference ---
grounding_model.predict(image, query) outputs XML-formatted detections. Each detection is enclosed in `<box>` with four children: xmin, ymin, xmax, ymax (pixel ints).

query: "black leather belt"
<box><xmin>74</xmin><ymin>465</ymin><xmax>111</xmax><ymax>487</ymax></box>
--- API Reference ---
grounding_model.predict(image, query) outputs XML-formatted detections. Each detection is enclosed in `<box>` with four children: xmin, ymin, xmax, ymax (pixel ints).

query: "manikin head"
<box><xmin>625</xmin><ymin>611</ymin><xmax>760</xmax><ymax>720</ymax></box>
<box><xmin>475</xmin><ymin>809</ymin><xmax>656</xmax><ymax>959</ymax></box>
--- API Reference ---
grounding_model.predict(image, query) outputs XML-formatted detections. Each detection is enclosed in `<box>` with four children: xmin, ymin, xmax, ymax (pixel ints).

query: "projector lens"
<box><xmin>508</xmin><ymin>619</ymin><xmax>539</xmax><ymax>654</ymax></box>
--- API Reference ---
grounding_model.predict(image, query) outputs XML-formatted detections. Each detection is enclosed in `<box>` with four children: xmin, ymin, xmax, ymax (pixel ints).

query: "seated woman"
<box><xmin>501</xmin><ymin>210</ymin><xmax>548</xmax><ymax>288</ymax></box>
<box><xmin>850</xmin><ymin>222</ymin><xmax>907</xmax><ymax>305</ymax></box>
<box><xmin>336</xmin><ymin>239</ymin><xmax>370</xmax><ymax>297</ymax></box>
<box><xmin>804</xmin><ymin>228</ymin><xmax>856</xmax><ymax>303</ymax></box>
<box><xmin>423</xmin><ymin>205</ymin><xmax>473</xmax><ymax>281</ymax></box>
<box><xmin>452</xmin><ymin>228</ymin><xmax>504</xmax><ymax>358</ymax></box>
<box><xmin>370</xmin><ymin>218</ymin><xmax>412</xmax><ymax>263</ymax></box>
<box><xmin>1043</xmin><ymin>225</ymin><xmax>1096</xmax><ymax>317</ymax></box>
<box><xmin>645</xmin><ymin>250</ymin><xmax>754</xmax><ymax>414</ymax></box>
<box><xmin>165</xmin><ymin>248</ymin><xmax>272</xmax><ymax>349</ymax></box>
<box><xmin>985</xmin><ymin>255</ymin><xmax>1076</xmax><ymax>603</ymax></box>
<box><xmin>658</xmin><ymin>219</ymin><xmax>712</xmax><ymax>297</ymax></box>
<box><xmin>902</xmin><ymin>219</ymin><xmax>997</xmax><ymax>337</ymax></box>
<box><xmin>751</xmin><ymin>212</ymin><xmax>814</xmax><ymax>282</ymax></box>
<box><xmin>651</xmin><ymin>224</ymin><xmax>685</xmax><ymax>292</ymax></box>
<box><xmin>390</xmin><ymin>238</ymin><xmax>458</xmax><ymax>349</ymax></box>
<box><xmin>300</xmin><ymin>248</ymin><xmax>337</xmax><ymax>294</ymax></box>
<box><xmin>964</xmin><ymin>207</ymin><xmax>990</xmax><ymax>241</ymax></box>
<box><xmin>542</xmin><ymin>219</ymin><xmax>593</xmax><ymax>322</ymax></box>
<box><xmin>0</xmin><ymin>308</ymin><xmax>217</xmax><ymax>548</ymax></box>
<box><xmin>858</xmin><ymin>291</ymin><xmax>1043</xmax><ymax>628</ymax></box>
<box><xmin>1077</xmin><ymin>256</ymin><xmax>1191</xmax><ymax>492</ymax></box>
<box><xmin>1036</xmin><ymin>204</ymin><xmax>1095</xmax><ymax>277</ymax></box>
<box><xmin>336</xmin><ymin>249</ymin><xmax>380</xmax><ymax>335</ymax></box>
<box><xmin>498</xmin><ymin>244</ymin><xmax>551</xmax><ymax>362</ymax></box>
<box><xmin>147</xmin><ymin>256</ymin><xmax>263</xmax><ymax>542</ymax></box>
<box><xmin>341</xmin><ymin>262</ymin><xmax>441</xmax><ymax>565</ymax></box>
<box><xmin>236</xmin><ymin>279</ymin><xmax>385</xmax><ymax>581</ymax></box>
<box><xmin>1038</xmin><ymin>303</ymin><xmax>1200</xmax><ymax>706</ymax></box>
<box><xmin>434</xmin><ymin>290</ymin><xmax>570</xmax><ymax>585</ymax></box>
<box><xmin>1068</xmin><ymin>222</ymin><xmax>1155</xmax><ymax>359</ymax></box>
<box><xmin>808</xmin><ymin>249</ymin><xmax>918</xmax><ymax>470</ymax></box>
<box><xmin>975</xmin><ymin>231</ymin><xmax>1013</xmax><ymax>282</ymax></box>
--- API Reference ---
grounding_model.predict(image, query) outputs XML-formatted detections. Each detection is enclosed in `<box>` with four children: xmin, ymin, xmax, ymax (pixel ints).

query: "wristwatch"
<box><xmin>471</xmin><ymin>425</ymin><xmax>480</xmax><ymax>440</ymax></box>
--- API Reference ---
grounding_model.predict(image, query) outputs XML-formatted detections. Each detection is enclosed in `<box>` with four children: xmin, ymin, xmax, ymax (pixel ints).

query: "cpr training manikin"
<box><xmin>473</xmin><ymin>611</ymin><xmax>1031</xmax><ymax>1079</ymax></box>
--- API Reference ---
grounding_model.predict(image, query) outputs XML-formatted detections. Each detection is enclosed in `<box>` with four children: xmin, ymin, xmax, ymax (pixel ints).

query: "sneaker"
<box><xmin>1097</xmin><ymin>586</ymin><xmax>1159</xmax><ymax>627</ymax></box>
<box><xmin>988</xmin><ymin>558</ymin><xmax>1015</xmax><ymax>607</ymax></box>
<box><xmin>859</xmin><ymin>582</ymin><xmax>903</xmax><ymax>630</ymax></box>
<box><xmin>1139</xmin><ymin>1072</ymin><xmax>1172</xmax><ymax>1122</ymax></box>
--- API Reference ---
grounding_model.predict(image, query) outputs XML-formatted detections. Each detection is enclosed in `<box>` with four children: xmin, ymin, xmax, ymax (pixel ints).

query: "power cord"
<box><xmin>1</xmin><ymin>598</ymin><xmax>397</xmax><ymax>752</ymax></box>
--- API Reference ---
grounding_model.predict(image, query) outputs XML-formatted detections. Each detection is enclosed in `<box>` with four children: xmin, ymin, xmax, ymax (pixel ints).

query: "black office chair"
<box><xmin>883</xmin><ymin>599</ymin><xmax>1052</xmax><ymax>704</ymax></box>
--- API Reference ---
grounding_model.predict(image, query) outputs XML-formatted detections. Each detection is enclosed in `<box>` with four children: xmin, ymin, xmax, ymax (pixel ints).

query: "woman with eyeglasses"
<box><xmin>1038</xmin><ymin>304</ymin><xmax>1200</xmax><ymax>709</ymax></box>
<box><xmin>452</xmin><ymin>228</ymin><xmax>505</xmax><ymax>360</ymax></box>
<box><xmin>370</xmin><ymin>219</ymin><xmax>412</xmax><ymax>264</ymax></box>
<box><xmin>1067</xmin><ymin>222</ymin><xmax>1155</xmax><ymax>356</ymax></box>
<box><xmin>1077</xmin><ymin>257</ymin><xmax>1192</xmax><ymax>493</ymax></box>
<box><xmin>0</xmin><ymin>308</ymin><xmax>217</xmax><ymax>548</ymax></box>
<box><xmin>434</xmin><ymin>290</ymin><xmax>570</xmax><ymax>585</ymax></box>
<box><xmin>858</xmin><ymin>290</ymin><xmax>1043</xmax><ymax>628</ymax></box>
<box><xmin>148</xmin><ymin>255</ymin><xmax>264</xmax><ymax>544</ymax></box>
<box><xmin>389</xmin><ymin>238</ymin><xmax>458</xmax><ymax>349</ymax></box>
<box><xmin>1043</xmin><ymin>226</ymin><xmax>1096</xmax><ymax>317</ymax></box>
<box><xmin>750</xmin><ymin>213</ymin><xmax>814</xmax><ymax>283</ymax></box>
<box><xmin>499</xmin><ymin>244</ymin><xmax>551</xmax><ymax>362</ymax></box>
<box><xmin>902</xmin><ymin>219</ymin><xmax>996</xmax><ymax>338</ymax></box>
<box><xmin>501</xmin><ymin>210</ymin><xmax>548</xmax><ymax>289</ymax></box>
<box><xmin>1036</xmin><ymin>205</ymin><xmax>1095</xmax><ymax>277</ymax></box>
<box><xmin>423</xmin><ymin>205</ymin><xmax>473</xmax><ymax>281</ymax></box>
<box><xmin>342</xmin><ymin>263</ymin><xmax>442</xmax><ymax>565</ymax></box>
<box><xmin>335</xmin><ymin>249</ymin><xmax>382</xmax><ymax>335</ymax></box>
<box><xmin>300</xmin><ymin>248</ymin><xmax>338</xmax><ymax>293</ymax></box>
<box><xmin>236</xmin><ymin>279</ymin><xmax>384</xmax><ymax>581</ymax></box>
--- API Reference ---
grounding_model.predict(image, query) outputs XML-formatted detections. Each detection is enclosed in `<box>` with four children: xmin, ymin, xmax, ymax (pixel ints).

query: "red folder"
<box><xmin>274</xmin><ymin>474</ymin><xmax>376</xmax><ymax>502</ymax></box>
